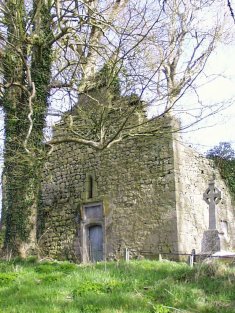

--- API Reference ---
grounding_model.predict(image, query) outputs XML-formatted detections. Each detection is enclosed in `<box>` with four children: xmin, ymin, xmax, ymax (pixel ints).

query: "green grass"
<box><xmin>0</xmin><ymin>259</ymin><xmax>235</xmax><ymax>313</ymax></box>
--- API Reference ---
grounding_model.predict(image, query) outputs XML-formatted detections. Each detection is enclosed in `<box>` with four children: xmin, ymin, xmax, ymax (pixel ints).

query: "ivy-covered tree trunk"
<box><xmin>3</xmin><ymin>0</ymin><xmax>52</xmax><ymax>257</ymax></box>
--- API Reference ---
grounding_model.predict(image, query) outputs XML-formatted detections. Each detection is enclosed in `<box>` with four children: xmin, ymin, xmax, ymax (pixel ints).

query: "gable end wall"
<box><xmin>40</xmin><ymin>130</ymin><xmax>179</xmax><ymax>261</ymax></box>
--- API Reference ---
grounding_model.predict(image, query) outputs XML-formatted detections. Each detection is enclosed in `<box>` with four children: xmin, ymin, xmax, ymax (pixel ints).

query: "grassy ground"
<box><xmin>0</xmin><ymin>259</ymin><xmax>235</xmax><ymax>313</ymax></box>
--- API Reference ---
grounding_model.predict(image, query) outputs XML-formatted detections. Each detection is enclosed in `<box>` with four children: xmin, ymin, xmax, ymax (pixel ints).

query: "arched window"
<box><xmin>84</xmin><ymin>173</ymin><xmax>97</xmax><ymax>200</ymax></box>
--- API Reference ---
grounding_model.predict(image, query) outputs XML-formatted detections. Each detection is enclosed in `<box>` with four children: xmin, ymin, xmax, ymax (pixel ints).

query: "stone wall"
<box><xmin>40</xmin><ymin>127</ymin><xmax>179</xmax><ymax>261</ymax></box>
<box><xmin>173</xmin><ymin>137</ymin><xmax>235</xmax><ymax>254</ymax></box>
<box><xmin>40</xmin><ymin>108</ymin><xmax>235</xmax><ymax>261</ymax></box>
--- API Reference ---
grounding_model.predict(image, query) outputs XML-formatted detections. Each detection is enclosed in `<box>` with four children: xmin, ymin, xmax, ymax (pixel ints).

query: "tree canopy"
<box><xmin>206</xmin><ymin>142</ymin><xmax>235</xmax><ymax>160</ymax></box>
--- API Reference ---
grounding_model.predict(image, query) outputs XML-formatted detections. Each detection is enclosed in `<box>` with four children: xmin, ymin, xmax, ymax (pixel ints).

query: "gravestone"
<box><xmin>201</xmin><ymin>178</ymin><xmax>222</xmax><ymax>254</ymax></box>
<box><xmin>203</xmin><ymin>178</ymin><xmax>221</xmax><ymax>229</ymax></box>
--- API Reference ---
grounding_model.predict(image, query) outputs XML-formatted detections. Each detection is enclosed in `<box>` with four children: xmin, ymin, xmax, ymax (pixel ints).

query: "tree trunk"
<box><xmin>3</xmin><ymin>0</ymin><xmax>52</xmax><ymax>257</ymax></box>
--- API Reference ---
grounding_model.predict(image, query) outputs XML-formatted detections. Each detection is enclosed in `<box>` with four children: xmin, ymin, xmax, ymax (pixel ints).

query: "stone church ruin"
<box><xmin>40</xmin><ymin>89</ymin><xmax>235</xmax><ymax>262</ymax></box>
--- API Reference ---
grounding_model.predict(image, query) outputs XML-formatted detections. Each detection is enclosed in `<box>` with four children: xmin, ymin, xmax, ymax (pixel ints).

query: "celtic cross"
<box><xmin>203</xmin><ymin>179</ymin><xmax>221</xmax><ymax>229</ymax></box>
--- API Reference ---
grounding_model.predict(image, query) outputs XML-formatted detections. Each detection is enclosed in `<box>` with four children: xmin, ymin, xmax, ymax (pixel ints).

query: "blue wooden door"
<box><xmin>88</xmin><ymin>225</ymin><xmax>103</xmax><ymax>262</ymax></box>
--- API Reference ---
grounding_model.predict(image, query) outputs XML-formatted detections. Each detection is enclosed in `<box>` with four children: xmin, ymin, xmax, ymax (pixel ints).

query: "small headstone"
<box><xmin>124</xmin><ymin>248</ymin><xmax>130</xmax><ymax>262</ymax></box>
<box><xmin>189</xmin><ymin>249</ymin><xmax>196</xmax><ymax>267</ymax></box>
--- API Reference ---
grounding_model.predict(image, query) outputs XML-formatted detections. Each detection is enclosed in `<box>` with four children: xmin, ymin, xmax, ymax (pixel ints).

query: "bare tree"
<box><xmin>48</xmin><ymin>0</ymin><xmax>226</xmax><ymax>149</ymax></box>
<box><xmin>227</xmin><ymin>0</ymin><xmax>235</xmax><ymax>23</ymax></box>
<box><xmin>0</xmin><ymin>0</ymin><xmax>228</xmax><ymax>256</ymax></box>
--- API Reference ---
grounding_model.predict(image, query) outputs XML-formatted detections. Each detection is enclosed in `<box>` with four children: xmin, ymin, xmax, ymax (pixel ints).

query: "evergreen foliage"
<box><xmin>96</xmin><ymin>63</ymin><xmax>121</xmax><ymax>95</ymax></box>
<box><xmin>82</xmin><ymin>62</ymin><xmax>121</xmax><ymax>96</ymax></box>
<box><xmin>206</xmin><ymin>142</ymin><xmax>235</xmax><ymax>160</ymax></box>
<box><xmin>206</xmin><ymin>142</ymin><xmax>235</xmax><ymax>200</ymax></box>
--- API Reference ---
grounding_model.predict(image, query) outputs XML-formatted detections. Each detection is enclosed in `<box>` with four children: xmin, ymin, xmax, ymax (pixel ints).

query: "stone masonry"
<box><xmin>39</xmin><ymin>93</ymin><xmax>235</xmax><ymax>262</ymax></box>
<box><xmin>173</xmin><ymin>139</ymin><xmax>235</xmax><ymax>255</ymax></box>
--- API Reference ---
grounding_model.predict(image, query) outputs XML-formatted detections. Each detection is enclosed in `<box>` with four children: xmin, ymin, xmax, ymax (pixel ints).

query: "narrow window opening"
<box><xmin>88</xmin><ymin>175</ymin><xmax>93</xmax><ymax>199</ymax></box>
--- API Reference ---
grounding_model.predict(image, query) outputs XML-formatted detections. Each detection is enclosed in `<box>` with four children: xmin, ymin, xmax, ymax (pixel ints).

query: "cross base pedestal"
<box><xmin>201</xmin><ymin>229</ymin><xmax>221</xmax><ymax>254</ymax></box>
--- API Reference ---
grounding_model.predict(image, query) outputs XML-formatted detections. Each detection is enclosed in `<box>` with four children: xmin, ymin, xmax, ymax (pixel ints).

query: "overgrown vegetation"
<box><xmin>0</xmin><ymin>259</ymin><xmax>235</xmax><ymax>313</ymax></box>
<box><xmin>206</xmin><ymin>142</ymin><xmax>235</xmax><ymax>201</ymax></box>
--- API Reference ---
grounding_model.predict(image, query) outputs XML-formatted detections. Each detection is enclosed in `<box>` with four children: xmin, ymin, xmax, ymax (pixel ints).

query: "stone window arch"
<box><xmin>83</xmin><ymin>173</ymin><xmax>98</xmax><ymax>200</ymax></box>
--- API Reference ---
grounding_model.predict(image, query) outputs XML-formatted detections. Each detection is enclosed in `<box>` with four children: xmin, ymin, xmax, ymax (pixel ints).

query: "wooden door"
<box><xmin>88</xmin><ymin>225</ymin><xmax>103</xmax><ymax>262</ymax></box>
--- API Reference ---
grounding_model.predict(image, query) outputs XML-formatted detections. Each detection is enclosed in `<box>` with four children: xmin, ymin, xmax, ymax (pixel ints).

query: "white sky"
<box><xmin>179</xmin><ymin>42</ymin><xmax>235</xmax><ymax>155</ymax></box>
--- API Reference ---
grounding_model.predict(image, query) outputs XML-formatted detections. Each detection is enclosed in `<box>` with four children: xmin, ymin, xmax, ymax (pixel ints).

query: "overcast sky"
<box><xmin>179</xmin><ymin>41</ymin><xmax>235</xmax><ymax>155</ymax></box>
<box><xmin>45</xmin><ymin>39</ymin><xmax>235</xmax><ymax>156</ymax></box>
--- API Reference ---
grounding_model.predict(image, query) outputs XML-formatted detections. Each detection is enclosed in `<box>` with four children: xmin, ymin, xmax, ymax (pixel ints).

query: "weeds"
<box><xmin>0</xmin><ymin>259</ymin><xmax>235</xmax><ymax>313</ymax></box>
<box><xmin>0</xmin><ymin>272</ymin><xmax>18</xmax><ymax>285</ymax></box>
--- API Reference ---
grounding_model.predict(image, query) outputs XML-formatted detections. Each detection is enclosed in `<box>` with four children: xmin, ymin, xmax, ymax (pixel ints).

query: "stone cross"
<box><xmin>203</xmin><ymin>179</ymin><xmax>221</xmax><ymax>229</ymax></box>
